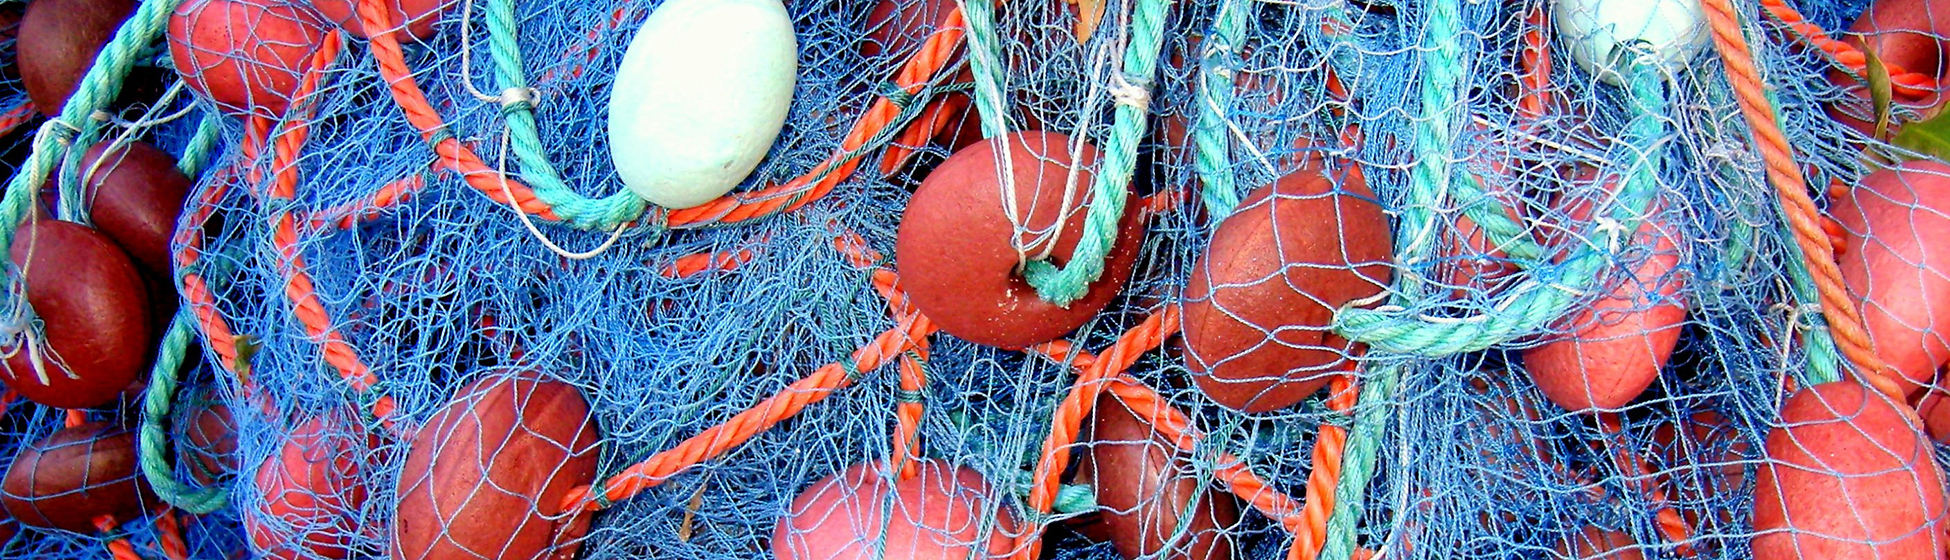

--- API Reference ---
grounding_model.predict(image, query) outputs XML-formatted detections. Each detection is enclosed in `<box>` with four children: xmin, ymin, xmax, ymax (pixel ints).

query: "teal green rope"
<box><xmin>137</xmin><ymin>311</ymin><xmax>229</xmax><ymax>514</ymax></box>
<box><xmin>1190</xmin><ymin>0</ymin><xmax>1249</xmax><ymax>219</ymax></box>
<box><xmin>1019</xmin><ymin>0</ymin><xmax>1170</xmax><ymax>306</ymax></box>
<box><xmin>1329</xmin><ymin>60</ymin><xmax>1669</xmax><ymax>357</ymax></box>
<box><xmin>177</xmin><ymin>110</ymin><xmax>225</xmax><ymax>178</ymax></box>
<box><xmin>1052</xmin><ymin>483</ymin><xmax>1096</xmax><ymax>514</ymax></box>
<box><xmin>1315</xmin><ymin>359</ymin><xmax>1403</xmax><ymax>560</ymax></box>
<box><xmin>481</xmin><ymin>0</ymin><xmax>646</xmax><ymax>231</ymax></box>
<box><xmin>961</xmin><ymin>0</ymin><xmax>1010</xmax><ymax>138</ymax></box>
<box><xmin>1315</xmin><ymin>2</ymin><xmax>1465</xmax><ymax>553</ymax></box>
<box><xmin>0</xmin><ymin>0</ymin><xmax>180</xmax><ymax>254</ymax></box>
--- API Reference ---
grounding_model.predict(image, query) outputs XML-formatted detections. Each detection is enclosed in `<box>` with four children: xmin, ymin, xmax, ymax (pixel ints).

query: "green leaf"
<box><xmin>1892</xmin><ymin>108</ymin><xmax>1950</xmax><ymax>164</ymax></box>
<box><xmin>1864</xmin><ymin>46</ymin><xmax>1895</xmax><ymax>142</ymax></box>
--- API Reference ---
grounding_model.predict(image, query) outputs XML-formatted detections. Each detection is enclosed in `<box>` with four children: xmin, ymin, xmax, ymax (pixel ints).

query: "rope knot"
<box><xmin>1110</xmin><ymin>72</ymin><xmax>1154</xmax><ymax>110</ymax></box>
<box><xmin>877</xmin><ymin>81</ymin><xmax>916</xmax><ymax>109</ymax></box>
<box><xmin>498</xmin><ymin>87</ymin><xmax>540</xmax><ymax>113</ymax></box>
<box><xmin>39</xmin><ymin>118</ymin><xmax>81</xmax><ymax>147</ymax></box>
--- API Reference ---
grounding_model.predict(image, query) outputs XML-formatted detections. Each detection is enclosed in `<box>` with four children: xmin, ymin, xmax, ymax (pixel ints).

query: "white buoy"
<box><xmin>1552</xmin><ymin>0</ymin><xmax>1708</xmax><ymax>86</ymax></box>
<box><xmin>608</xmin><ymin>0</ymin><xmax>798</xmax><ymax>209</ymax></box>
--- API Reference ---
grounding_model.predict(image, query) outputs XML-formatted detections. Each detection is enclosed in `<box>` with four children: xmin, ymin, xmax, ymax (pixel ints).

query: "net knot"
<box><xmin>38</xmin><ymin>118</ymin><xmax>81</xmax><ymax>147</ymax></box>
<box><xmin>498</xmin><ymin>87</ymin><xmax>540</xmax><ymax>114</ymax></box>
<box><xmin>876</xmin><ymin>81</ymin><xmax>916</xmax><ymax>109</ymax></box>
<box><xmin>1110</xmin><ymin>72</ymin><xmax>1153</xmax><ymax>111</ymax></box>
<box><xmin>0</xmin><ymin>269</ymin><xmax>32</xmax><ymax>343</ymax></box>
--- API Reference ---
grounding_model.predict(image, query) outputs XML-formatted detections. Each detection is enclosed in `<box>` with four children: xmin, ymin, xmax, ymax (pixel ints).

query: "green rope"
<box><xmin>1190</xmin><ymin>0</ymin><xmax>1249</xmax><ymax>219</ymax></box>
<box><xmin>1329</xmin><ymin>59</ymin><xmax>1669</xmax><ymax>358</ymax></box>
<box><xmin>1315</xmin><ymin>2</ymin><xmax>1467</xmax><ymax>553</ymax></box>
<box><xmin>138</xmin><ymin>311</ymin><xmax>229</xmax><ymax>514</ymax></box>
<box><xmin>0</xmin><ymin>0</ymin><xmax>182</xmax><ymax>316</ymax></box>
<box><xmin>177</xmin><ymin>110</ymin><xmax>226</xmax><ymax>178</ymax></box>
<box><xmin>1052</xmin><ymin>483</ymin><xmax>1096</xmax><ymax>514</ymax></box>
<box><xmin>960</xmin><ymin>0</ymin><xmax>1011</xmax><ymax>139</ymax></box>
<box><xmin>1019</xmin><ymin>0</ymin><xmax>1170</xmax><ymax>307</ymax></box>
<box><xmin>481</xmin><ymin>0</ymin><xmax>646</xmax><ymax>231</ymax></box>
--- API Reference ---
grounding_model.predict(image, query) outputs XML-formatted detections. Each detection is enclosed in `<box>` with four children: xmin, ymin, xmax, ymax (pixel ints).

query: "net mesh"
<box><xmin>1</xmin><ymin>0</ymin><xmax>1948</xmax><ymax>559</ymax></box>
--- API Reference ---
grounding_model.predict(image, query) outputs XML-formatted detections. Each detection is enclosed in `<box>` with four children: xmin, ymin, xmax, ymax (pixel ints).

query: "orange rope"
<box><xmin>257</xmin><ymin>33</ymin><xmax>401</xmax><ymax>424</ymax></box>
<box><xmin>1289</xmin><ymin>375</ymin><xmax>1358</xmax><ymax>560</ymax></box>
<box><xmin>95</xmin><ymin>516</ymin><xmax>140</xmax><ymax>560</ymax></box>
<box><xmin>359</xmin><ymin>0</ymin><xmax>970</xmax><ymax>230</ymax></box>
<box><xmin>1597</xmin><ymin>413</ymin><xmax>1695</xmax><ymax>556</ymax></box>
<box><xmin>0</xmin><ymin>99</ymin><xmax>35</xmax><ymax>138</ymax></box>
<box><xmin>561</xmin><ymin>314</ymin><xmax>937</xmax><ymax>511</ymax></box>
<box><xmin>1518</xmin><ymin>4</ymin><xmax>1552</xmax><ymax>120</ymax></box>
<box><xmin>1011</xmin><ymin>309</ymin><xmax>1181</xmax><ymax>560</ymax></box>
<box><xmin>154</xmin><ymin>508</ymin><xmax>189</xmax><ymax>560</ymax></box>
<box><xmin>879</xmin><ymin>92</ymin><xmax>972</xmax><ymax>176</ymax></box>
<box><xmin>662</xmin><ymin>248</ymin><xmax>758</xmax><ymax>278</ymax></box>
<box><xmin>1700</xmin><ymin>0</ymin><xmax>1903</xmax><ymax>400</ymax></box>
<box><xmin>890</xmin><ymin>342</ymin><xmax>928</xmax><ymax>481</ymax></box>
<box><xmin>1756</xmin><ymin>0</ymin><xmax>1940</xmax><ymax>99</ymax></box>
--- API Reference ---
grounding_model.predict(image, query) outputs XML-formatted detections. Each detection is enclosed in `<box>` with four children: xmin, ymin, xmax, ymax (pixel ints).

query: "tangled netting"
<box><xmin>6</xmin><ymin>0</ymin><xmax>1950</xmax><ymax>558</ymax></box>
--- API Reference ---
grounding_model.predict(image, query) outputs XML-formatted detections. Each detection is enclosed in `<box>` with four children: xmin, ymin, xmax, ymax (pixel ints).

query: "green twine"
<box><xmin>1019</xmin><ymin>0</ymin><xmax>1170</xmax><ymax>307</ymax></box>
<box><xmin>1190</xmin><ymin>0</ymin><xmax>1249</xmax><ymax>219</ymax></box>
<box><xmin>1328</xmin><ymin>58</ymin><xmax>1670</xmax><ymax>357</ymax></box>
<box><xmin>137</xmin><ymin>311</ymin><xmax>230</xmax><ymax>514</ymax></box>
<box><xmin>482</xmin><ymin>0</ymin><xmax>646</xmax><ymax>231</ymax></box>
<box><xmin>57</xmin><ymin>118</ymin><xmax>110</xmax><ymax>224</ymax></box>
<box><xmin>177</xmin><ymin>110</ymin><xmax>225</xmax><ymax>178</ymax></box>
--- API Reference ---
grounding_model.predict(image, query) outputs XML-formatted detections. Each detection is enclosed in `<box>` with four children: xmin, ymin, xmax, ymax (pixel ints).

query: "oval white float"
<box><xmin>1552</xmin><ymin>0</ymin><xmax>1707</xmax><ymax>86</ymax></box>
<box><xmin>608</xmin><ymin>0</ymin><xmax>798</xmax><ymax>209</ymax></box>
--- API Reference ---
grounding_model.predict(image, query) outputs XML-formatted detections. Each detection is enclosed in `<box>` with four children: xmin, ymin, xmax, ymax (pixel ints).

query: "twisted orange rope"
<box><xmin>0</xmin><ymin>99</ymin><xmax>34</xmax><ymax>138</ymax></box>
<box><xmin>1011</xmin><ymin>309</ymin><xmax>1181</xmax><ymax>560</ymax></box>
<box><xmin>256</xmin><ymin>33</ymin><xmax>402</xmax><ymax>424</ymax></box>
<box><xmin>1699</xmin><ymin>0</ymin><xmax>1904</xmax><ymax>400</ymax></box>
<box><xmin>153</xmin><ymin>508</ymin><xmax>189</xmax><ymax>560</ymax></box>
<box><xmin>560</xmin><ymin>313</ymin><xmax>936</xmax><ymax>511</ymax></box>
<box><xmin>358</xmin><ymin>0</ymin><xmax>969</xmax><ymax>229</ymax></box>
<box><xmin>1757</xmin><ymin>0</ymin><xmax>1940</xmax><ymax>98</ymax></box>
<box><xmin>1596</xmin><ymin>413</ymin><xmax>1694</xmax><ymax>556</ymax></box>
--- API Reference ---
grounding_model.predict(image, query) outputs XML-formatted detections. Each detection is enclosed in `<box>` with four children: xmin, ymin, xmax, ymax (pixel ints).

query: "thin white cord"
<box><xmin>495</xmin><ymin>130</ymin><xmax>627</xmax><ymax>259</ymax></box>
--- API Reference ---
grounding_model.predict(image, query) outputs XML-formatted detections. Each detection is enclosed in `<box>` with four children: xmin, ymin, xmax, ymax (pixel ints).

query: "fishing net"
<box><xmin>1</xmin><ymin>0</ymin><xmax>1948</xmax><ymax>559</ymax></box>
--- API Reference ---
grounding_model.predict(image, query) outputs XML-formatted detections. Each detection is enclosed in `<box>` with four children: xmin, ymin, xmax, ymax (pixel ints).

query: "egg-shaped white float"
<box><xmin>608</xmin><ymin>0</ymin><xmax>798</xmax><ymax>209</ymax></box>
<box><xmin>1553</xmin><ymin>0</ymin><xmax>1708</xmax><ymax>86</ymax></box>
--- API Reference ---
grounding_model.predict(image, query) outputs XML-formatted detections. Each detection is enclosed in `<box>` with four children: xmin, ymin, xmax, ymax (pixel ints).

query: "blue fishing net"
<box><xmin>4</xmin><ymin>0</ymin><xmax>1949</xmax><ymax>559</ymax></box>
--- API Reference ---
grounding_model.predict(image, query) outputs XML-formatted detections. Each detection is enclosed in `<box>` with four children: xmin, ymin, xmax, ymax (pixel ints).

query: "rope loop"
<box><xmin>497</xmin><ymin>86</ymin><xmax>540</xmax><ymax>114</ymax></box>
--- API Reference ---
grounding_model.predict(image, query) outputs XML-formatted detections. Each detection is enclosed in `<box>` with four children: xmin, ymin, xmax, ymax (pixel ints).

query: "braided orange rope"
<box><xmin>1596</xmin><ymin>413</ymin><xmax>1695</xmax><ymax>556</ymax></box>
<box><xmin>1518</xmin><ymin>4</ymin><xmax>1551</xmax><ymax>120</ymax></box>
<box><xmin>358</xmin><ymin>0</ymin><xmax>968</xmax><ymax>229</ymax></box>
<box><xmin>173</xmin><ymin>156</ymin><xmax>255</xmax><ymax>379</ymax></box>
<box><xmin>1757</xmin><ymin>0</ymin><xmax>1939</xmax><ymax>99</ymax></box>
<box><xmin>1699</xmin><ymin>0</ymin><xmax>1904</xmax><ymax>400</ymax></box>
<box><xmin>1010</xmin><ymin>308</ymin><xmax>1181</xmax><ymax>560</ymax></box>
<box><xmin>0</xmin><ymin>99</ymin><xmax>34</xmax><ymax>138</ymax></box>
<box><xmin>891</xmin><ymin>341</ymin><xmax>928</xmax><ymax>481</ymax></box>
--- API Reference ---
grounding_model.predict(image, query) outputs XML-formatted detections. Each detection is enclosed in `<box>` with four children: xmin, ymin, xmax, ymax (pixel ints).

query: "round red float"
<box><xmin>2</xmin><ymin>218</ymin><xmax>153</xmax><ymax>409</ymax></box>
<box><xmin>168</xmin><ymin>0</ymin><xmax>329</xmax><ymax>118</ymax></box>
<box><xmin>896</xmin><ymin>130</ymin><xmax>1143</xmax><ymax>350</ymax></box>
